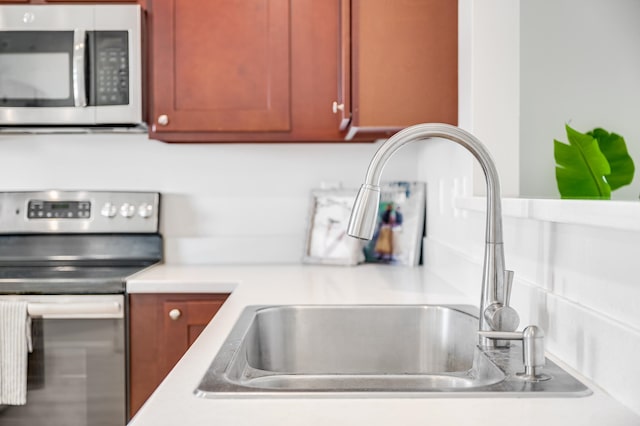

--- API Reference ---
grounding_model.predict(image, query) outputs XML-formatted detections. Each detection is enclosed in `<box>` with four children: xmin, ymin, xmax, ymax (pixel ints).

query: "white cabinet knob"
<box><xmin>158</xmin><ymin>114</ymin><xmax>169</xmax><ymax>126</ymax></box>
<box><xmin>169</xmin><ymin>308</ymin><xmax>182</xmax><ymax>320</ymax></box>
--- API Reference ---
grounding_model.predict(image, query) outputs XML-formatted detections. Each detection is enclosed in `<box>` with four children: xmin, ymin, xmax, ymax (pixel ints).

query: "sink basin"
<box><xmin>195</xmin><ymin>305</ymin><xmax>591</xmax><ymax>397</ymax></box>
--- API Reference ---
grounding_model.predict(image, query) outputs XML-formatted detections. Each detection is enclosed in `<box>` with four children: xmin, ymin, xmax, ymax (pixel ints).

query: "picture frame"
<box><xmin>302</xmin><ymin>188</ymin><xmax>364</xmax><ymax>266</ymax></box>
<box><xmin>362</xmin><ymin>181</ymin><xmax>426</xmax><ymax>266</ymax></box>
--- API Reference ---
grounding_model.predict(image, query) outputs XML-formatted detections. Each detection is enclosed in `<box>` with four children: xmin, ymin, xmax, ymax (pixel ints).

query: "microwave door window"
<box><xmin>0</xmin><ymin>31</ymin><xmax>76</xmax><ymax>107</ymax></box>
<box><xmin>0</xmin><ymin>53</ymin><xmax>69</xmax><ymax>101</ymax></box>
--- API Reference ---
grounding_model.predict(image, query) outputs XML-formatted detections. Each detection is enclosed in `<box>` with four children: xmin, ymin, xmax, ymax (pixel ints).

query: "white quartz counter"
<box><xmin>126</xmin><ymin>264</ymin><xmax>640</xmax><ymax>426</ymax></box>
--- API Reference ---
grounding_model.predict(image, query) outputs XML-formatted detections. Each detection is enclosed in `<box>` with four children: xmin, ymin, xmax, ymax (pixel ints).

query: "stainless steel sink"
<box><xmin>195</xmin><ymin>305</ymin><xmax>591</xmax><ymax>397</ymax></box>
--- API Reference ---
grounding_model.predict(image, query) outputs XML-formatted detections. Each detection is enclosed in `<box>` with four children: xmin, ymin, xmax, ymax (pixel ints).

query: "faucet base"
<box><xmin>516</xmin><ymin>371</ymin><xmax>552</xmax><ymax>383</ymax></box>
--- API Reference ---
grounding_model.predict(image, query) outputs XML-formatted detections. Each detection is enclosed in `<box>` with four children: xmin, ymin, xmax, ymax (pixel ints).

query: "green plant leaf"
<box><xmin>587</xmin><ymin>128</ymin><xmax>635</xmax><ymax>191</ymax></box>
<box><xmin>554</xmin><ymin>124</ymin><xmax>611</xmax><ymax>199</ymax></box>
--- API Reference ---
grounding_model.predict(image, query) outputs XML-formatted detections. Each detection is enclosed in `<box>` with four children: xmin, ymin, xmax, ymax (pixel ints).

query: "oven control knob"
<box><xmin>101</xmin><ymin>203</ymin><xmax>117</xmax><ymax>218</ymax></box>
<box><xmin>120</xmin><ymin>203</ymin><xmax>136</xmax><ymax>218</ymax></box>
<box><xmin>138</xmin><ymin>203</ymin><xmax>154</xmax><ymax>219</ymax></box>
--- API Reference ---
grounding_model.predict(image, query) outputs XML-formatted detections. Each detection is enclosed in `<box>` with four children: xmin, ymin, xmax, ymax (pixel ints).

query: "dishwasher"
<box><xmin>0</xmin><ymin>190</ymin><xmax>162</xmax><ymax>426</ymax></box>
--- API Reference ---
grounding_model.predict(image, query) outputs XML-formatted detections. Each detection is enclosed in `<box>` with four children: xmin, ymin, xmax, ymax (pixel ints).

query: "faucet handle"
<box><xmin>484</xmin><ymin>269</ymin><xmax>519</xmax><ymax>332</ymax></box>
<box><xmin>504</xmin><ymin>269</ymin><xmax>514</xmax><ymax>305</ymax></box>
<box><xmin>484</xmin><ymin>303</ymin><xmax>519</xmax><ymax>332</ymax></box>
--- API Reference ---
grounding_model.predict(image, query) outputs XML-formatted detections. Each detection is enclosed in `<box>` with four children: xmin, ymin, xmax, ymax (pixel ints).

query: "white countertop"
<box><xmin>126</xmin><ymin>264</ymin><xmax>640</xmax><ymax>426</ymax></box>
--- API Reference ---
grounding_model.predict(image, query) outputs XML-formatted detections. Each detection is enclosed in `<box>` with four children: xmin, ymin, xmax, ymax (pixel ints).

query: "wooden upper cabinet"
<box><xmin>345</xmin><ymin>0</ymin><xmax>458</xmax><ymax>140</ymax></box>
<box><xmin>148</xmin><ymin>0</ymin><xmax>353</xmax><ymax>142</ymax></box>
<box><xmin>146</xmin><ymin>0</ymin><xmax>457</xmax><ymax>143</ymax></box>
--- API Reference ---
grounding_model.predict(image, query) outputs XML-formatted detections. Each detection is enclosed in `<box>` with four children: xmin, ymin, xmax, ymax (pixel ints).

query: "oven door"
<box><xmin>0</xmin><ymin>294</ymin><xmax>126</xmax><ymax>426</ymax></box>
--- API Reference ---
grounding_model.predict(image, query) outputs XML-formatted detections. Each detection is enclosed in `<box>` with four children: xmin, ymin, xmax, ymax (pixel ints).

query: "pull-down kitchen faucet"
<box><xmin>347</xmin><ymin>123</ymin><xmax>522</xmax><ymax>347</ymax></box>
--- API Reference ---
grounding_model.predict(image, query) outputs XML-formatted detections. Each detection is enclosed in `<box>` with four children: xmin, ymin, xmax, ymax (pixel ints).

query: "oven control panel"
<box><xmin>0</xmin><ymin>191</ymin><xmax>160</xmax><ymax>234</ymax></box>
<box><xmin>28</xmin><ymin>200</ymin><xmax>92</xmax><ymax>219</ymax></box>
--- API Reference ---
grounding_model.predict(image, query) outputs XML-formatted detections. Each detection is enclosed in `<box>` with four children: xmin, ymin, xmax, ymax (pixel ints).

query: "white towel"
<box><xmin>0</xmin><ymin>301</ymin><xmax>32</xmax><ymax>405</ymax></box>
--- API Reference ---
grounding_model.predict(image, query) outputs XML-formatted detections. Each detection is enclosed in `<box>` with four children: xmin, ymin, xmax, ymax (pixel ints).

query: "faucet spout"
<box><xmin>347</xmin><ymin>123</ymin><xmax>519</xmax><ymax>344</ymax></box>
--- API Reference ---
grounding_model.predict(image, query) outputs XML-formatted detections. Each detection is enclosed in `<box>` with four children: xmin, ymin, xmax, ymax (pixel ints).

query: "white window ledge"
<box><xmin>455</xmin><ymin>197</ymin><xmax>640</xmax><ymax>232</ymax></box>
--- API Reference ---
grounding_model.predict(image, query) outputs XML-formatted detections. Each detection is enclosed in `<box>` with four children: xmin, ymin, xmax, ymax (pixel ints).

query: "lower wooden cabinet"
<box><xmin>128</xmin><ymin>293</ymin><xmax>229</xmax><ymax>419</ymax></box>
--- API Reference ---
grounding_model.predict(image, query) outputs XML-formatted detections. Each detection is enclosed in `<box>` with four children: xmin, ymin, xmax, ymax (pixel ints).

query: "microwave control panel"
<box><xmin>90</xmin><ymin>31</ymin><xmax>129</xmax><ymax>106</ymax></box>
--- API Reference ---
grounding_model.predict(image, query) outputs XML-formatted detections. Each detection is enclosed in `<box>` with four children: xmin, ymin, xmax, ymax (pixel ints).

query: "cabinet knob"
<box><xmin>168</xmin><ymin>308</ymin><xmax>182</xmax><ymax>320</ymax></box>
<box><xmin>332</xmin><ymin>101</ymin><xmax>345</xmax><ymax>114</ymax></box>
<box><xmin>157</xmin><ymin>114</ymin><xmax>169</xmax><ymax>126</ymax></box>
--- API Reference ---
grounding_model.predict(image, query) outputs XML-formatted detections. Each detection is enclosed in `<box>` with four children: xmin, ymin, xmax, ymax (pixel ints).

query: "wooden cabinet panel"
<box><xmin>129</xmin><ymin>293</ymin><xmax>228</xmax><ymax>419</ymax></box>
<box><xmin>150</xmin><ymin>0</ymin><xmax>291</xmax><ymax>134</ymax></box>
<box><xmin>347</xmin><ymin>0</ymin><xmax>458</xmax><ymax>139</ymax></box>
<box><xmin>161</xmin><ymin>299</ymin><xmax>225</xmax><ymax>374</ymax></box>
<box><xmin>0</xmin><ymin>0</ymin><xmax>139</xmax><ymax>3</ymax></box>
<box><xmin>44</xmin><ymin>0</ymin><xmax>139</xmax><ymax>2</ymax></box>
<box><xmin>335</xmin><ymin>0</ymin><xmax>352</xmax><ymax>131</ymax></box>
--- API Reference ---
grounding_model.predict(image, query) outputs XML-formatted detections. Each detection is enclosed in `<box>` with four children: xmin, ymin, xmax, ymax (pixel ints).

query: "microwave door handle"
<box><xmin>72</xmin><ymin>29</ymin><xmax>87</xmax><ymax>107</ymax></box>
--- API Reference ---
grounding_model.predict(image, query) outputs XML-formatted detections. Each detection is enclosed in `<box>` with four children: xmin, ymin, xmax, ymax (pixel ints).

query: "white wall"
<box><xmin>0</xmin><ymin>133</ymin><xmax>420</xmax><ymax>264</ymax></box>
<box><xmin>464</xmin><ymin>0</ymin><xmax>520</xmax><ymax>198</ymax></box>
<box><xmin>520</xmin><ymin>0</ymin><xmax>640</xmax><ymax>199</ymax></box>
<box><xmin>470</xmin><ymin>0</ymin><xmax>640</xmax><ymax>200</ymax></box>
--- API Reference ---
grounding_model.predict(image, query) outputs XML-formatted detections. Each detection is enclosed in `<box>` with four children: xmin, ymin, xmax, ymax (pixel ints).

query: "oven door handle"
<box><xmin>28</xmin><ymin>301</ymin><xmax>122</xmax><ymax>319</ymax></box>
<box><xmin>72</xmin><ymin>29</ymin><xmax>88</xmax><ymax>108</ymax></box>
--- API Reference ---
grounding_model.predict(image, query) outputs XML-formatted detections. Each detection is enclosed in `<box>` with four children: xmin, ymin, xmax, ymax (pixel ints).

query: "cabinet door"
<box><xmin>347</xmin><ymin>0</ymin><xmax>458</xmax><ymax>139</ymax></box>
<box><xmin>4</xmin><ymin>0</ymin><xmax>140</xmax><ymax>2</ymax></box>
<box><xmin>161</xmin><ymin>299</ymin><xmax>225</xmax><ymax>374</ymax></box>
<box><xmin>44</xmin><ymin>0</ymin><xmax>139</xmax><ymax>2</ymax></box>
<box><xmin>150</xmin><ymin>0</ymin><xmax>291</xmax><ymax>135</ymax></box>
<box><xmin>128</xmin><ymin>293</ymin><xmax>228</xmax><ymax>419</ymax></box>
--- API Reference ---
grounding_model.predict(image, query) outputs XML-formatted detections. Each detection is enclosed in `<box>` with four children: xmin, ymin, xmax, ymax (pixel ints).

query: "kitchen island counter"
<box><xmin>126</xmin><ymin>264</ymin><xmax>640</xmax><ymax>426</ymax></box>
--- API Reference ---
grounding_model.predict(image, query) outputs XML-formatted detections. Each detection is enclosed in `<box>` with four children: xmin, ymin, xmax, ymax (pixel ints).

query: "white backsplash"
<box><xmin>0</xmin><ymin>132</ymin><xmax>420</xmax><ymax>264</ymax></box>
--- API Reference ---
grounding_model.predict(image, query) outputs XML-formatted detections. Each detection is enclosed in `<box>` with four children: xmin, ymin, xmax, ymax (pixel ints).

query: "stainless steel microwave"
<box><xmin>0</xmin><ymin>5</ymin><xmax>142</xmax><ymax>127</ymax></box>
